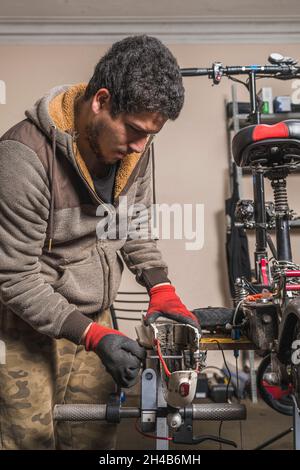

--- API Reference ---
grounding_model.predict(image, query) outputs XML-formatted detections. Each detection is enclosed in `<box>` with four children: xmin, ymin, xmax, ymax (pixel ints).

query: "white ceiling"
<box><xmin>1</xmin><ymin>0</ymin><xmax>300</xmax><ymax>18</ymax></box>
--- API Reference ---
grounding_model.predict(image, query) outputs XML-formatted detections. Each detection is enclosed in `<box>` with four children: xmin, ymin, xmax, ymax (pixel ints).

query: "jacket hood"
<box><xmin>25</xmin><ymin>84</ymin><xmax>74</xmax><ymax>153</ymax></box>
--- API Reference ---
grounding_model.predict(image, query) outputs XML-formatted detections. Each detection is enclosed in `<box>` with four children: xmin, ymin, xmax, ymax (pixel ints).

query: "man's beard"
<box><xmin>85</xmin><ymin>122</ymin><xmax>103</xmax><ymax>159</ymax></box>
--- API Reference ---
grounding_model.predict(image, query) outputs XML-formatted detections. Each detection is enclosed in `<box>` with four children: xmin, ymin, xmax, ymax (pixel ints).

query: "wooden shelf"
<box><xmin>200</xmin><ymin>334</ymin><xmax>256</xmax><ymax>350</ymax></box>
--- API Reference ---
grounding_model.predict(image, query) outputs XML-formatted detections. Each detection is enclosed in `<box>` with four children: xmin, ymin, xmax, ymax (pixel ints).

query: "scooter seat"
<box><xmin>232</xmin><ymin>120</ymin><xmax>300</xmax><ymax>167</ymax></box>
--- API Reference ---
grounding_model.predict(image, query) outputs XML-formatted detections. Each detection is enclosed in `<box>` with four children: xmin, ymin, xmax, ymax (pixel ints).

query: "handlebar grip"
<box><xmin>53</xmin><ymin>404</ymin><xmax>107</xmax><ymax>421</ymax></box>
<box><xmin>192</xmin><ymin>403</ymin><xmax>246</xmax><ymax>421</ymax></box>
<box><xmin>181</xmin><ymin>68</ymin><xmax>212</xmax><ymax>77</ymax></box>
<box><xmin>53</xmin><ymin>405</ymin><xmax>141</xmax><ymax>421</ymax></box>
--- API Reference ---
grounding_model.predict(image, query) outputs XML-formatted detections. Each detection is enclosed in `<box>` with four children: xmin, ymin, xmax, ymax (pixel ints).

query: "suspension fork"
<box><xmin>270</xmin><ymin>176</ymin><xmax>293</xmax><ymax>262</ymax></box>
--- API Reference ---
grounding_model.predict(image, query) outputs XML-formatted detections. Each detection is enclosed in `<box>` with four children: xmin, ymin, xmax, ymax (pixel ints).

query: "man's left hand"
<box><xmin>146</xmin><ymin>284</ymin><xmax>200</xmax><ymax>331</ymax></box>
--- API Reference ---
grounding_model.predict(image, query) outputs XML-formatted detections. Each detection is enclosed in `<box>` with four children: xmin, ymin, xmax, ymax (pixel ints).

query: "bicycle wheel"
<box><xmin>257</xmin><ymin>354</ymin><xmax>293</xmax><ymax>416</ymax></box>
<box><xmin>291</xmin><ymin>324</ymin><xmax>300</xmax><ymax>409</ymax></box>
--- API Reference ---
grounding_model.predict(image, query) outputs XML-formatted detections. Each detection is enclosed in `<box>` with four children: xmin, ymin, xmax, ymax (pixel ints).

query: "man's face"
<box><xmin>86</xmin><ymin>90</ymin><xmax>167</xmax><ymax>165</ymax></box>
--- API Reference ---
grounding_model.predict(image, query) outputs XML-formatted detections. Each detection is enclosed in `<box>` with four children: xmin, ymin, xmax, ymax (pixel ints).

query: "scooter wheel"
<box><xmin>257</xmin><ymin>354</ymin><xmax>293</xmax><ymax>416</ymax></box>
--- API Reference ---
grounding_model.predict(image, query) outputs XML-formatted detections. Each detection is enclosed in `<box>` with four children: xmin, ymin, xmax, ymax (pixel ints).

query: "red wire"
<box><xmin>134</xmin><ymin>418</ymin><xmax>173</xmax><ymax>441</ymax></box>
<box><xmin>155</xmin><ymin>338</ymin><xmax>171</xmax><ymax>377</ymax></box>
<box><xmin>133</xmin><ymin>339</ymin><xmax>174</xmax><ymax>441</ymax></box>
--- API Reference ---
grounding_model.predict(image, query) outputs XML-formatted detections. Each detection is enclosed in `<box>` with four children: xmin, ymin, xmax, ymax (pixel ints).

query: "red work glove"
<box><xmin>146</xmin><ymin>284</ymin><xmax>200</xmax><ymax>331</ymax></box>
<box><xmin>85</xmin><ymin>323</ymin><xmax>146</xmax><ymax>388</ymax></box>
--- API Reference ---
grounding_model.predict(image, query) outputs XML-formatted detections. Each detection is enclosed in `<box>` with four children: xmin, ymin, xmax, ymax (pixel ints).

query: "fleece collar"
<box><xmin>48</xmin><ymin>83</ymin><xmax>142</xmax><ymax>200</ymax></box>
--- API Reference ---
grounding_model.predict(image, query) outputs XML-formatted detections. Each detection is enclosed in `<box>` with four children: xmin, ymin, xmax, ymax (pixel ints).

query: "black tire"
<box><xmin>257</xmin><ymin>354</ymin><xmax>293</xmax><ymax>416</ymax></box>
<box><xmin>291</xmin><ymin>324</ymin><xmax>300</xmax><ymax>409</ymax></box>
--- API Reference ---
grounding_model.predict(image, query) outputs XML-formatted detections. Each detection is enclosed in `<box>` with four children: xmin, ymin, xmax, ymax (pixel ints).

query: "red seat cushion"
<box><xmin>232</xmin><ymin>120</ymin><xmax>300</xmax><ymax>167</ymax></box>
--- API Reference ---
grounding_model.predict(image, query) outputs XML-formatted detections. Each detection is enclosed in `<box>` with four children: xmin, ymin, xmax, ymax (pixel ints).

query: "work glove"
<box><xmin>85</xmin><ymin>323</ymin><xmax>146</xmax><ymax>388</ymax></box>
<box><xmin>146</xmin><ymin>284</ymin><xmax>201</xmax><ymax>331</ymax></box>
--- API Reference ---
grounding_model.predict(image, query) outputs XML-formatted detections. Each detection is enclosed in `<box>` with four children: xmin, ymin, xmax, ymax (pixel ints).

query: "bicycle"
<box><xmin>182</xmin><ymin>54</ymin><xmax>300</xmax><ymax>448</ymax></box>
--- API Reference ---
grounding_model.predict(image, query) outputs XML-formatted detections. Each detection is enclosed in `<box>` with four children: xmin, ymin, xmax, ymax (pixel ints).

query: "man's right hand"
<box><xmin>84</xmin><ymin>323</ymin><xmax>146</xmax><ymax>388</ymax></box>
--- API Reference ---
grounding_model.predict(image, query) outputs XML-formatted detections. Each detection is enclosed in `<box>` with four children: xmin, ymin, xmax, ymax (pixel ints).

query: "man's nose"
<box><xmin>128</xmin><ymin>136</ymin><xmax>148</xmax><ymax>153</ymax></box>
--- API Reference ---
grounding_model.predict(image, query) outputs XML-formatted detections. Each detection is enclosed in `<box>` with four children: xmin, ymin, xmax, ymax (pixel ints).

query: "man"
<box><xmin>0</xmin><ymin>35</ymin><xmax>199</xmax><ymax>450</ymax></box>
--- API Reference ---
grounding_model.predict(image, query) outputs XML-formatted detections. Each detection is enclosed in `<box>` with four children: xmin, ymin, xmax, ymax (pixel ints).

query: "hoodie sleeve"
<box><xmin>0</xmin><ymin>140</ymin><xmax>92</xmax><ymax>343</ymax></box>
<box><xmin>120</xmin><ymin>151</ymin><xmax>171</xmax><ymax>291</ymax></box>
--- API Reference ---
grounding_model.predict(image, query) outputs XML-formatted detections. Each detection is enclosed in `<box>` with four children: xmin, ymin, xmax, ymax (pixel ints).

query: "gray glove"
<box><xmin>95</xmin><ymin>334</ymin><xmax>146</xmax><ymax>388</ymax></box>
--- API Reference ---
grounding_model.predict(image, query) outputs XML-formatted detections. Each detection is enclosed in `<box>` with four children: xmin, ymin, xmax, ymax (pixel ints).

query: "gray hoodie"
<box><xmin>0</xmin><ymin>84</ymin><xmax>169</xmax><ymax>344</ymax></box>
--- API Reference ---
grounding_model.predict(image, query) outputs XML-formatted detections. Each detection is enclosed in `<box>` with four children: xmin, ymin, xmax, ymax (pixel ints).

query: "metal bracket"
<box><xmin>141</xmin><ymin>368</ymin><xmax>157</xmax><ymax>433</ymax></box>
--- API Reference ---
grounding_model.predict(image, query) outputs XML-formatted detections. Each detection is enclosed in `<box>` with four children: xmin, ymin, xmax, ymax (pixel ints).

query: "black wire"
<box><xmin>211</xmin><ymin>340</ymin><xmax>232</xmax><ymax>401</ymax></box>
<box><xmin>210</xmin><ymin>340</ymin><xmax>232</xmax><ymax>450</ymax></box>
<box><xmin>227</xmin><ymin>75</ymin><xmax>249</xmax><ymax>91</ymax></box>
<box><xmin>235</xmin><ymin>355</ymin><xmax>244</xmax><ymax>450</ymax></box>
<box><xmin>218</xmin><ymin>421</ymin><xmax>223</xmax><ymax>450</ymax></box>
<box><xmin>243</xmin><ymin>278</ymin><xmax>260</xmax><ymax>294</ymax></box>
<box><xmin>235</xmin><ymin>355</ymin><xmax>240</xmax><ymax>401</ymax></box>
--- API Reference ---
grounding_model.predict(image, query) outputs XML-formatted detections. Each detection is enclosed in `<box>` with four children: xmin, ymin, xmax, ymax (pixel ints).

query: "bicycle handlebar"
<box><xmin>181</xmin><ymin>63</ymin><xmax>300</xmax><ymax>83</ymax></box>
<box><xmin>53</xmin><ymin>403</ymin><xmax>246</xmax><ymax>422</ymax></box>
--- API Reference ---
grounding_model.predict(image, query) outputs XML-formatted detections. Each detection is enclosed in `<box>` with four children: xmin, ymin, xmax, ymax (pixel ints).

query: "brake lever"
<box><xmin>172</xmin><ymin>405</ymin><xmax>237</xmax><ymax>448</ymax></box>
<box><xmin>173</xmin><ymin>432</ymin><xmax>237</xmax><ymax>448</ymax></box>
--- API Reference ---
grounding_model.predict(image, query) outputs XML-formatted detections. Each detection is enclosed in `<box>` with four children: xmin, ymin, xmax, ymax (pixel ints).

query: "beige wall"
<box><xmin>1</xmin><ymin>42</ymin><xmax>300</xmax><ymax>344</ymax></box>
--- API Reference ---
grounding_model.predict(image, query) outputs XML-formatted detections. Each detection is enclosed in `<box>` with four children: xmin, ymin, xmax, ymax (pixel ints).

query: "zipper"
<box><xmin>71</xmin><ymin>153</ymin><xmax>111</xmax><ymax>302</ymax></box>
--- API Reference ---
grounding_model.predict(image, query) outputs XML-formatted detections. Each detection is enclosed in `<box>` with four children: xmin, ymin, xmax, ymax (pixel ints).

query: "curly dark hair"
<box><xmin>84</xmin><ymin>35</ymin><xmax>184</xmax><ymax>120</ymax></box>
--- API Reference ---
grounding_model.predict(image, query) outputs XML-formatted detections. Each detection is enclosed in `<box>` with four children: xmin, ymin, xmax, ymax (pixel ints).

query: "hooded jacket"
<box><xmin>0</xmin><ymin>84</ymin><xmax>169</xmax><ymax>344</ymax></box>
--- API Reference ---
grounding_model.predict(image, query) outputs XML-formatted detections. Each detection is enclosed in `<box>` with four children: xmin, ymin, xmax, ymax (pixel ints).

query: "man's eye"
<box><xmin>127</xmin><ymin>125</ymin><xmax>148</xmax><ymax>137</ymax></box>
<box><xmin>127</xmin><ymin>125</ymin><xmax>140</xmax><ymax>133</ymax></box>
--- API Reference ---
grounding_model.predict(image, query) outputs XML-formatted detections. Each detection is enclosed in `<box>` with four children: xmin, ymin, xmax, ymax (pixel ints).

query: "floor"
<box><xmin>116</xmin><ymin>396</ymin><xmax>293</xmax><ymax>450</ymax></box>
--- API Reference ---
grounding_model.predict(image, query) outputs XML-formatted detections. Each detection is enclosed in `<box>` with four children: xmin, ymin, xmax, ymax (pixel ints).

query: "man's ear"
<box><xmin>91</xmin><ymin>88</ymin><xmax>111</xmax><ymax>114</ymax></box>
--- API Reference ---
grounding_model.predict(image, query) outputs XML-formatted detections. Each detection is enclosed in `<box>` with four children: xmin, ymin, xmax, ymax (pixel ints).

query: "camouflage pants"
<box><xmin>0</xmin><ymin>306</ymin><xmax>117</xmax><ymax>450</ymax></box>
